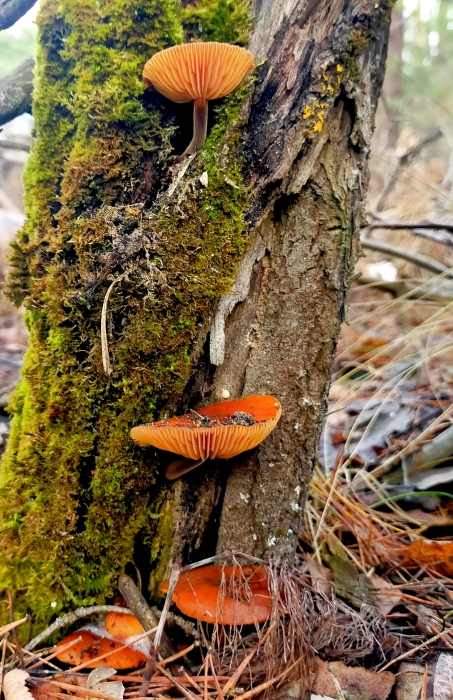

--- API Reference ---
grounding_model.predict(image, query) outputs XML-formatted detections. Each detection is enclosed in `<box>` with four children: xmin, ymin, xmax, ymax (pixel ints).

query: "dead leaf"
<box><xmin>313</xmin><ymin>660</ymin><xmax>395</xmax><ymax>700</ymax></box>
<box><xmin>4</xmin><ymin>669</ymin><xmax>34</xmax><ymax>700</ymax></box>
<box><xmin>29</xmin><ymin>680</ymin><xmax>58</xmax><ymax>700</ymax></box>
<box><xmin>396</xmin><ymin>662</ymin><xmax>425</xmax><ymax>700</ymax></box>
<box><xmin>87</xmin><ymin>667</ymin><xmax>124</xmax><ymax>699</ymax></box>
<box><xmin>307</xmin><ymin>556</ymin><xmax>333</xmax><ymax>610</ymax></box>
<box><xmin>371</xmin><ymin>575</ymin><xmax>402</xmax><ymax>617</ymax></box>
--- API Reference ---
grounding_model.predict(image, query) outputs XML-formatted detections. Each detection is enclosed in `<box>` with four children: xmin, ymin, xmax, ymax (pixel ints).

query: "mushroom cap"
<box><xmin>130</xmin><ymin>394</ymin><xmax>282</xmax><ymax>461</ymax></box>
<box><xmin>161</xmin><ymin>565</ymin><xmax>272</xmax><ymax>625</ymax></box>
<box><xmin>142</xmin><ymin>42</ymin><xmax>254</xmax><ymax>103</ymax></box>
<box><xmin>55</xmin><ymin>630</ymin><xmax>148</xmax><ymax>669</ymax></box>
<box><xmin>105</xmin><ymin>611</ymin><xmax>145</xmax><ymax>639</ymax></box>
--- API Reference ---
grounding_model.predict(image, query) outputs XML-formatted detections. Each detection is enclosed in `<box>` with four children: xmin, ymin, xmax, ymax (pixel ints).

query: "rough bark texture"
<box><xmin>0</xmin><ymin>0</ymin><xmax>391</xmax><ymax>626</ymax></box>
<box><xmin>0</xmin><ymin>60</ymin><xmax>34</xmax><ymax>126</ymax></box>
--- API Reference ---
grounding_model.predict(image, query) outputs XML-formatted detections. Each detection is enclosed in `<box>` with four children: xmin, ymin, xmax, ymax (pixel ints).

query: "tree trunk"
<box><xmin>0</xmin><ymin>0</ymin><xmax>391</xmax><ymax>626</ymax></box>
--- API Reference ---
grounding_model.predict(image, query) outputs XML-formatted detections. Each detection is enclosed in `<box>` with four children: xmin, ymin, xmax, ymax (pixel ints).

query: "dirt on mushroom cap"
<box><xmin>130</xmin><ymin>395</ymin><xmax>282</xmax><ymax>460</ymax></box>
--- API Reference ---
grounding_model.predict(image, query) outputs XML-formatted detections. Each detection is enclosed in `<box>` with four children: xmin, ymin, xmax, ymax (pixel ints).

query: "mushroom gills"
<box><xmin>165</xmin><ymin>457</ymin><xmax>206</xmax><ymax>480</ymax></box>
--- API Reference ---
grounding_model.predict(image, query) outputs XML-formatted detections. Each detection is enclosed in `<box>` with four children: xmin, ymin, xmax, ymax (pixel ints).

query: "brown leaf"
<box><xmin>313</xmin><ymin>660</ymin><xmax>395</xmax><ymax>700</ymax></box>
<box><xmin>371</xmin><ymin>575</ymin><xmax>402</xmax><ymax>617</ymax></box>
<box><xmin>29</xmin><ymin>680</ymin><xmax>59</xmax><ymax>700</ymax></box>
<box><xmin>396</xmin><ymin>662</ymin><xmax>425</xmax><ymax>700</ymax></box>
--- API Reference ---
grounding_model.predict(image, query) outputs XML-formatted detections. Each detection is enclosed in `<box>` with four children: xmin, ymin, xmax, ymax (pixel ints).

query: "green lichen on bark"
<box><xmin>0</xmin><ymin>0</ymin><xmax>252</xmax><ymax>628</ymax></box>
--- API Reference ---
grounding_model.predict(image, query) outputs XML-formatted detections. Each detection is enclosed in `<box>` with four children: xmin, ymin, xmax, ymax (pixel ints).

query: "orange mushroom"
<box><xmin>55</xmin><ymin>629</ymin><xmax>148</xmax><ymax>669</ymax></box>
<box><xmin>105</xmin><ymin>609</ymin><xmax>145</xmax><ymax>639</ymax></box>
<box><xmin>142</xmin><ymin>42</ymin><xmax>254</xmax><ymax>155</ymax></box>
<box><xmin>130</xmin><ymin>395</ymin><xmax>282</xmax><ymax>479</ymax></box>
<box><xmin>161</xmin><ymin>565</ymin><xmax>272</xmax><ymax>625</ymax></box>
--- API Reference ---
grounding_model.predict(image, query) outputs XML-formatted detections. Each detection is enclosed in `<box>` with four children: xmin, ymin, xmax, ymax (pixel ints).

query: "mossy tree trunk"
<box><xmin>0</xmin><ymin>0</ymin><xmax>391</xmax><ymax>626</ymax></box>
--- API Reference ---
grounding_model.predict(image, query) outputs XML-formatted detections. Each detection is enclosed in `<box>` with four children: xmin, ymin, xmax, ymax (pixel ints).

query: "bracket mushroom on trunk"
<box><xmin>130</xmin><ymin>395</ymin><xmax>282</xmax><ymax>479</ymax></box>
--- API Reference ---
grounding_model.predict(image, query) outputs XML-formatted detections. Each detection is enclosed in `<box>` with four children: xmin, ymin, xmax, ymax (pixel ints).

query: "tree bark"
<box><xmin>0</xmin><ymin>0</ymin><xmax>391</xmax><ymax>626</ymax></box>
<box><xmin>0</xmin><ymin>59</ymin><xmax>34</xmax><ymax>127</ymax></box>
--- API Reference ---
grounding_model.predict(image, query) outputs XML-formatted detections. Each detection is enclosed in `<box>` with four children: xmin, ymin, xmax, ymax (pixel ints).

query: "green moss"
<box><xmin>1</xmin><ymin>0</ymin><xmax>252</xmax><ymax>629</ymax></box>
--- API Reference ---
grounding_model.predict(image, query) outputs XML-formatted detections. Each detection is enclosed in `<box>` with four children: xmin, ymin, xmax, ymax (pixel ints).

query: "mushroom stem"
<box><xmin>165</xmin><ymin>457</ymin><xmax>206</xmax><ymax>480</ymax></box>
<box><xmin>183</xmin><ymin>98</ymin><xmax>208</xmax><ymax>155</ymax></box>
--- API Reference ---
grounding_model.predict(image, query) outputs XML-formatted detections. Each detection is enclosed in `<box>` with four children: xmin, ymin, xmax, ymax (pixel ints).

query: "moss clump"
<box><xmin>0</xmin><ymin>0</ymin><xmax>252</xmax><ymax>629</ymax></box>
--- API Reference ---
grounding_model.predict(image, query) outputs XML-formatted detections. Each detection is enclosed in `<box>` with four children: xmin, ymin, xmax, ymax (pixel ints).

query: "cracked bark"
<box><xmin>161</xmin><ymin>0</ymin><xmax>391</xmax><ymax>571</ymax></box>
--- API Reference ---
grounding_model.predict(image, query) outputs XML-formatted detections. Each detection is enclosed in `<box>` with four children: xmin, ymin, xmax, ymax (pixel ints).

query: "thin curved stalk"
<box><xmin>165</xmin><ymin>457</ymin><xmax>206</xmax><ymax>480</ymax></box>
<box><xmin>183</xmin><ymin>98</ymin><xmax>208</xmax><ymax>156</ymax></box>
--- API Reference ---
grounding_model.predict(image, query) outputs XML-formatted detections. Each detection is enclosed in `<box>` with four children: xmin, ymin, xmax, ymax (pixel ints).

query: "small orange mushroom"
<box><xmin>161</xmin><ymin>565</ymin><xmax>272</xmax><ymax>625</ymax></box>
<box><xmin>130</xmin><ymin>395</ymin><xmax>282</xmax><ymax>479</ymax></box>
<box><xmin>55</xmin><ymin>629</ymin><xmax>148</xmax><ymax>669</ymax></box>
<box><xmin>142</xmin><ymin>42</ymin><xmax>254</xmax><ymax>155</ymax></box>
<box><xmin>105</xmin><ymin>610</ymin><xmax>145</xmax><ymax>639</ymax></box>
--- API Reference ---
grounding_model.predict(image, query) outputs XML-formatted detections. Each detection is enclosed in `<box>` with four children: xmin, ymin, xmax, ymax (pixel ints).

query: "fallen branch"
<box><xmin>361</xmin><ymin>238</ymin><xmax>453</xmax><ymax>278</ymax></box>
<box><xmin>0</xmin><ymin>59</ymin><xmax>34</xmax><ymax>127</ymax></box>
<box><xmin>0</xmin><ymin>139</ymin><xmax>30</xmax><ymax>151</ymax></box>
<box><xmin>353</xmin><ymin>275</ymin><xmax>453</xmax><ymax>302</ymax></box>
<box><xmin>118</xmin><ymin>574</ymin><xmax>177</xmax><ymax>658</ymax></box>
<box><xmin>0</xmin><ymin>0</ymin><xmax>38</xmax><ymax>31</ymax></box>
<box><xmin>367</xmin><ymin>220</ymin><xmax>453</xmax><ymax>234</ymax></box>
<box><xmin>374</xmin><ymin>127</ymin><xmax>444</xmax><ymax>213</ymax></box>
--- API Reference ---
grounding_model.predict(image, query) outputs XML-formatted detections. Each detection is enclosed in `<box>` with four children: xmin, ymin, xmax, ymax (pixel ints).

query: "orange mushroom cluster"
<box><xmin>130</xmin><ymin>395</ymin><xmax>282</xmax><ymax>479</ymax></box>
<box><xmin>143</xmin><ymin>42</ymin><xmax>254</xmax><ymax>155</ymax></box>
<box><xmin>56</xmin><ymin>604</ymin><xmax>149</xmax><ymax>670</ymax></box>
<box><xmin>161</xmin><ymin>565</ymin><xmax>273</xmax><ymax>625</ymax></box>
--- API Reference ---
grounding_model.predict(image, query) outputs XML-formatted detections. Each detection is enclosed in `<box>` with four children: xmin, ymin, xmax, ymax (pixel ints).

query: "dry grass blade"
<box><xmin>421</xmin><ymin>665</ymin><xmax>429</xmax><ymax>700</ymax></box>
<box><xmin>379</xmin><ymin>626</ymin><xmax>453</xmax><ymax>672</ymax></box>
<box><xmin>140</xmin><ymin>563</ymin><xmax>181</xmax><ymax>697</ymax></box>
<box><xmin>101</xmin><ymin>275</ymin><xmax>124</xmax><ymax>375</ymax></box>
<box><xmin>208</xmin><ymin>653</ymin><xmax>225</xmax><ymax>700</ymax></box>
<box><xmin>155</xmin><ymin>663</ymin><xmax>200</xmax><ymax>700</ymax></box>
<box><xmin>328</xmin><ymin>665</ymin><xmax>347</xmax><ymax>700</ymax></box>
<box><xmin>26</xmin><ymin>634</ymin><xmax>82</xmax><ymax>671</ymax></box>
<box><xmin>235</xmin><ymin>657</ymin><xmax>303</xmax><ymax>700</ymax></box>
<box><xmin>0</xmin><ymin>617</ymin><xmax>29</xmax><ymax>638</ymax></box>
<box><xmin>0</xmin><ymin>637</ymin><xmax>8</xmax><ymax>698</ymax></box>
<box><xmin>222</xmin><ymin>622</ymin><xmax>277</xmax><ymax>694</ymax></box>
<box><xmin>51</xmin><ymin>679</ymin><xmax>123</xmax><ymax>700</ymax></box>
<box><xmin>160</xmin><ymin>642</ymin><xmax>199</xmax><ymax>667</ymax></box>
<box><xmin>183</xmin><ymin>671</ymin><xmax>203</xmax><ymax>694</ymax></box>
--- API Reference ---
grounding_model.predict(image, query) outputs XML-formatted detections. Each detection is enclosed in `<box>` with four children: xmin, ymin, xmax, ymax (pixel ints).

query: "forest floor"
<box><xmin>2</xmin><ymin>274</ymin><xmax>453</xmax><ymax>700</ymax></box>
